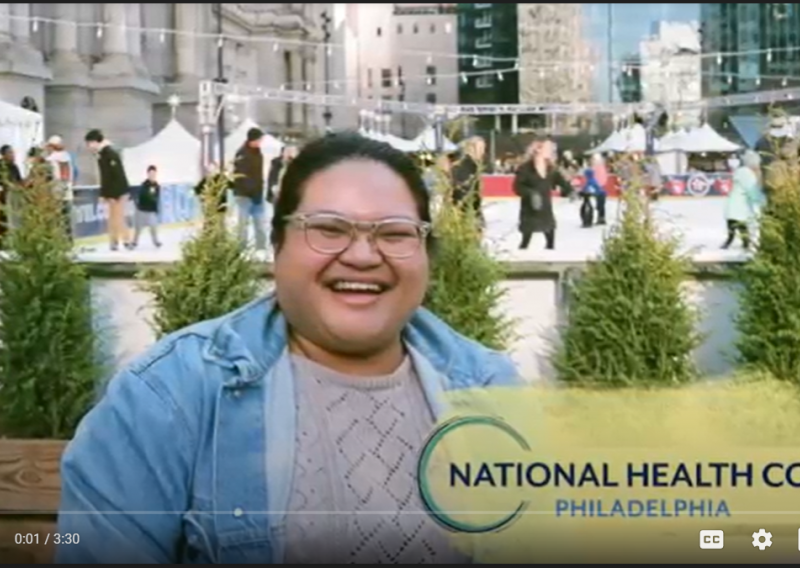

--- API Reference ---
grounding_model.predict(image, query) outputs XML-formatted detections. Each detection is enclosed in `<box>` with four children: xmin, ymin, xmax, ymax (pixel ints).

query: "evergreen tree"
<box><xmin>0</xmin><ymin>160</ymin><xmax>103</xmax><ymax>438</ymax></box>
<box><xmin>735</xmin><ymin>154</ymin><xmax>800</xmax><ymax>383</ymax></box>
<box><xmin>423</xmin><ymin>159</ymin><xmax>515</xmax><ymax>350</ymax></box>
<box><xmin>553</xmin><ymin>161</ymin><xmax>700</xmax><ymax>387</ymax></box>
<box><xmin>139</xmin><ymin>175</ymin><xmax>262</xmax><ymax>337</ymax></box>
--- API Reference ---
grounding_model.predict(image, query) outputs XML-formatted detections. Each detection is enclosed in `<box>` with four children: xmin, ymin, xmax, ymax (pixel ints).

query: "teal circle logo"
<box><xmin>417</xmin><ymin>415</ymin><xmax>530</xmax><ymax>533</ymax></box>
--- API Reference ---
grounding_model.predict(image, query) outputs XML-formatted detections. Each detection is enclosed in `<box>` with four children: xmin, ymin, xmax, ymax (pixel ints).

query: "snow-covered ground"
<box><xmin>73</xmin><ymin>197</ymin><xmax>749</xmax><ymax>264</ymax></box>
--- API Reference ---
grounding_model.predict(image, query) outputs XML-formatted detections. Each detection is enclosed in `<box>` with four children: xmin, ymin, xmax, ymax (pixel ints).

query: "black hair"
<box><xmin>0</xmin><ymin>145</ymin><xmax>11</xmax><ymax>155</ymax></box>
<box><xmin>270</xmin><ymin>131</ymin><xmax>435</xmax><ymax>253</ymax></box>
<box><xmin>84</xmin><ymin>129</ymin><xmax>104</xmax><ymax>143</ymax></box>
<box><xmin>147</xmin><ymin>165</ymin><xmax>157</xmax><ymax>172</ymax></box>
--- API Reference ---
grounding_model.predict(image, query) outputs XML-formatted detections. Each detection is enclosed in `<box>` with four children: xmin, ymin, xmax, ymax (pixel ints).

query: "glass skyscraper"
<box><xmin>700</xmin><ymin>3</ymin><xmax>800</xmax><ymax>97</ymax></box>
<box><xmin>457</xmin><ymin>3</ymin><xmax>519</xmax><ymax>130</ymax></box>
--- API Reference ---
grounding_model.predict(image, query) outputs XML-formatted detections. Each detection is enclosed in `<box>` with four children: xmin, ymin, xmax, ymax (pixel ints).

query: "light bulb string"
<box><xmin>18</xmin><ymin>8</ymin><xmax>800</xmax><ymax>93</ymax></box>
<box><xmin>5</xmin><ymin>11</ymin><xmax>800</xmax><ymax>67</ymax></box>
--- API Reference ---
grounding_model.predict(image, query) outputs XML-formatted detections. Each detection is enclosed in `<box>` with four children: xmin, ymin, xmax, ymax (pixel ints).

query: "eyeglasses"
<box><xmin>284</xmin><ymin>213</ymin><xmax>431</xmax><ymax>259</ymax></box>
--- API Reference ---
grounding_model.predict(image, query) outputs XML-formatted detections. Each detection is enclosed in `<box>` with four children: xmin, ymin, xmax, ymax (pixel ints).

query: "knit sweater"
<box><xmin>283</xmin><ymin>353</ymin><xmax>468</xmax><ymax>564</ymax></box>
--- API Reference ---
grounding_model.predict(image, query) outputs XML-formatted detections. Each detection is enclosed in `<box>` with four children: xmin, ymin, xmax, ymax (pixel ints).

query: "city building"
<box><xmin>638</xmin><ymin>21</ymin><xmax>702</xmax><ymax>128</ymax></box>
<box><xmin>0</xmin><ymin>4</ymin><xmax>331</xmax><ymax>183</ymax></box>
<box><xmin>700</xmin><ymin>4</ymin><xmax>800</xmax><ymax>107</ymax></box>
<box><xmin>457</xmin><ymin>3</ymin><xmax>519</xmax><ymax>133</ymax></box>
<box><xmin>341</xmin><ymin>3</ymin><xmax>458</xmax><ymax>138</ymax></box>
<box><xmin>516</xmin><ymin>3</ymin><xmax>592</xmax><ymax>133</ymax></box>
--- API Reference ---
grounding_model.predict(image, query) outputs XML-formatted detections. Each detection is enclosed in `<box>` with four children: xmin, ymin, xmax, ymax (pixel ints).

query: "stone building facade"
<box><xmin>0</xmin><ymin>3</ymin><xmax>332</xmax><ymax>183</ymax></box>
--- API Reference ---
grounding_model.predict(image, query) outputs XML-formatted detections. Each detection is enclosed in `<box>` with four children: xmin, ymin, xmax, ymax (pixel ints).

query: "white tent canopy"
<box><xmin>360</xmin><ymin>128</ymin><xmax>418</xmax><ymax>153</ymax></box>
<box><xmin>223</xmin><ymin>118</ymin><xmax>283</xmax><ymax>164</ymax></box>
<box><xmin>588</xmin><ymin>124</ymin><xmax>647</xmax><ymax>154</ymax></box>
<box><xmin>122</xmin><ymin>119</ymin><xmax>201</xmax><ymax>184</ymax></box>
<box><xmin>654</xmin><ymin>129</ymin><xmax>690</xmax><ymax>176</ymax></box>
<box><xmin>656</xmin><ymin>128</ymin><xmax>690</xmax><ymax>153</ymax></box>
<box><xmin>411</xmin><ymin>126</ymin><xmax>457</xmax><ymax>152</ymax></box>
<box><xmin>677</xmin><ymin>123</ymin><xmax>740</xmax><ymax>153</ymax></box>
<box><xmin>0</xmin><ymin>99</ymin><xmax>44</xmax><ymax>172</ymax></box>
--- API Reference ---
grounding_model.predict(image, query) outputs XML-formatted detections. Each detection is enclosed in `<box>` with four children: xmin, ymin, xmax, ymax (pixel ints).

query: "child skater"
<box><xmin>132</xmin><ymin>165</ymin><xmax>162</xmax><ymax>248</ymax></box>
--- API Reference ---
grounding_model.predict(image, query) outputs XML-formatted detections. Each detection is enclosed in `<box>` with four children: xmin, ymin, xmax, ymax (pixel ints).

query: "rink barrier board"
<box><xmin>76</xmin><ymin>258</ymin><xmax>747</xmax><ymax>280</ymax></box>
<box><xmin>71</xmin><ymin>183</ymin><xmax>203</xmax><ymax>240</ymax></box>
<box><xmin>69</xmin><ymin>175</ymin><xmax>729</xmax><ymax>242</ymax></box>
<box><xmin>481</xmin><ymin>173</ymin><xmax>734</xmax><ymax>199</ymax></box>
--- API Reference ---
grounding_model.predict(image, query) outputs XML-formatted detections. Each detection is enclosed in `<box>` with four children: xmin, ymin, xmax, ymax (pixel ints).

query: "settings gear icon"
<box><xmin>752</xmin><ymin>529</ymin><xmax>772</xmax><ymax>550</ymax></box>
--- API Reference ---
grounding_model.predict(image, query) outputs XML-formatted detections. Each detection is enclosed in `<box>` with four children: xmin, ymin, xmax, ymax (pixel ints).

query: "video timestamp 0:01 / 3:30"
<box><xmin>15</xmin><ymin>533</ymin><xmax>80</xmax><ymax>545</ymax></box>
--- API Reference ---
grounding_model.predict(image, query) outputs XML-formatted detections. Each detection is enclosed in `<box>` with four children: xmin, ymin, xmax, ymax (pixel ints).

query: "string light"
<box><xmin>2</xmin><ymin>10</ymin><xmax>794</xmax><ymax>67</ymax></box>
<box><xmin>1</xmin><ymin>11</ymin><xmax>798</xmax><ymax>96</ymax></box>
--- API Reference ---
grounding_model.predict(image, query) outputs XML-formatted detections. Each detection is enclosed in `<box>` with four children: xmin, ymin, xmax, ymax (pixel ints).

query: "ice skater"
<box><xmin>579</xmin><ymin>168</ymin><xmax>605</xmax><ymax>228</ymax></box>
<box><xmin>131</xmin><ymin>165</ymin><xmax>162</xmax><ymax>248</ymax></box>
<box><xmin>722</xmin><ymin>150</ymin><xmax>764</xmax><ymax>251</ymax></box>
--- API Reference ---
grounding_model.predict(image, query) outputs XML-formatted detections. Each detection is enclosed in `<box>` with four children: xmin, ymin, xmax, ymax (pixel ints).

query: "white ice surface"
<box><xmin>72</xmin><ymin>197</ymin><xmax>750</xmax><ymax>264</ymax></box>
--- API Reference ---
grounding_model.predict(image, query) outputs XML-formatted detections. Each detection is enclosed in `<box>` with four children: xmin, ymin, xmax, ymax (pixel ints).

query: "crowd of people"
<box><xmin>0</xmin><ymin>136</ymin><xmax>76</xmax><ymax>249</ymax></box>
<box><xmin>0</xmin><ymin>125</ymin><xmax>302</xmax><ymax>253</ymax></box>
<box><xmin>429</xmin><ymin>133</ymin><xmax>615</xmax><ymax>251</ymax></box>
<box><xmin>2</xmin><ymin>120</ymin><xmax>795</xmax><ymax>257</ymax></box>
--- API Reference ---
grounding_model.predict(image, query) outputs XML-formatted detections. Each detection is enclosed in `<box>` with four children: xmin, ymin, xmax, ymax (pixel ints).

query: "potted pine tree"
<box><xmin>552</xmin><ymin>158</ymin><xmax>701</xmax><ymax>387</ymax></box>
<box><xmin>423</xmin><ymin>159</ymin><xmax>515</xmax><ymax>351</ymax></box>
<box><xmin>0</xmin><ymin>157</ymin><xmax>104</xmax><ymax>562</ymax></box>
<box><xmin>139</xmin><ymin>173</ymin><xmax>262</xmax><ymax>336</ymax></box>
<box><xmin>735</xmin><ymin>152</ymin><xmax>800</xmax><ymax>383</ymax></box>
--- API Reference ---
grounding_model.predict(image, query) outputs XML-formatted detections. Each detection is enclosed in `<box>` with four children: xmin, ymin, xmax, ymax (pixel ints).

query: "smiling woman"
<box><xmin>54</xmin><ymin>131</ymin><xmax>521</xmax><ymax>564</ymax></box>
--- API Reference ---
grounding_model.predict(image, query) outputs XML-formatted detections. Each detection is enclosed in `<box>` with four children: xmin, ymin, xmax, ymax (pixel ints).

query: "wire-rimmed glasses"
<box><xmin>284</xmin><ymin>213</ymin><xmax>431</xmax><ymax>259</ymax></box>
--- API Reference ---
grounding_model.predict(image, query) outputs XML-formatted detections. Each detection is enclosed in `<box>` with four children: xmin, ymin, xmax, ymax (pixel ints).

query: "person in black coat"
<box><xmin>194</xmin><ymin>162</ymin><xmax>230</xmax><ymax>214</ymax></box>
<box><xmin>449</xmin><ymin>136</ymin><xmax>486</xmax><ymax>228</ymax></box>
<box><xmin>85</xmin><ymin>129</ymin><xmax>132</xmax><ymax>251</ymax></box>
<box><xmin>266</xmin><ymin>147</ymin><xmax>285</xmax><ymax>204</ymax></box>
<box><xmin>0</xmin><ymin>145</ymin><xmax>22</xmax><ymax>248</ymax></box>
<box><xmin>513</xmin><ymin>137</ymin><xmax>574</xmax><ymax>250</ymax></box>
<box><xmin>232</xmin><ymin>127</ymin><xmax>267</xmax><ymax>250</ymax></box>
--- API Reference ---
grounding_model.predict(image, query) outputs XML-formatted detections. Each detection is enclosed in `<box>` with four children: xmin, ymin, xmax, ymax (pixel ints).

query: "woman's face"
<box><xmin>533</xmin><ymin>140</ymin><xmax>554</xmax><ymax>161</ymax></box>
<box><xmin>273</xmin><ymin>158</ymin><xmax>430</xmax><ymax>357</ymax></box>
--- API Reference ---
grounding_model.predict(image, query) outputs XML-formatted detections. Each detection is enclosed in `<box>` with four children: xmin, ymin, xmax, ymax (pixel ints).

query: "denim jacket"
<box><xmin>55</xmin><ymin>292</ymin><xmax>520</xmax><ymax>563</ymax></box>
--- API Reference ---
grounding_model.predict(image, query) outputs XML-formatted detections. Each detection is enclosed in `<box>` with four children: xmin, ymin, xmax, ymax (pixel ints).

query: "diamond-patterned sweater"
<box><xmin>283</xmin><ymin>353</ymin><xmax>469</xmax><ymax>564</ymax></box>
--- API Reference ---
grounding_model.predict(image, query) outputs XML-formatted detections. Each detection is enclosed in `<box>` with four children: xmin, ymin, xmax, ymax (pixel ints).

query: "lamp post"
<box><xmin>215</xmin><ymin>3</ymin><xmax>226</xmax><ymax>165</ymax></box>
<box><xmin>321</xmin><ymin>10</ymin><xmax>333</xmax><ymax>131</ymax></box>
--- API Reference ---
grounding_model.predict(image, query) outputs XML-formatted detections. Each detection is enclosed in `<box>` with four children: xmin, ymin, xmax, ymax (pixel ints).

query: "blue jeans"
<box><xmin>235</xmin><ymin>196</ymin><xmax>268</xmax><ymax>250</ymax></box>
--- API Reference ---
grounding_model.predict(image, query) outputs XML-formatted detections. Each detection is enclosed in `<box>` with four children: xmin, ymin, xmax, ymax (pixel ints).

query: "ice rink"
<box><xmin>73</xmin><ymin>197</ymin><xmax>750</xmax><ymax>264</ymax></box>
